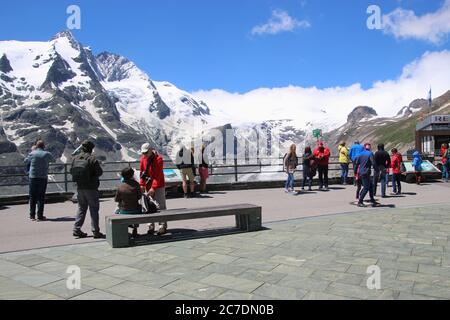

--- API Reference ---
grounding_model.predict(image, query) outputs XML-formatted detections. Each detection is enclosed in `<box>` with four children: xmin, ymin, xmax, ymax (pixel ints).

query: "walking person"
<box><xmin>391</xmin><ymin>148</ymin><xmax>403</xmax><ymax>195</ymax></box>
<box><xmin>355</xmin><ymin>143</ymin><xmax>379</xmax><ymax>207</ymax></box>
<box><xmin>441</xmin><ymin>144</ymin><xmax>449</xmax><ymax>182</ymax></box>
<box><xmin>24</xmin><ymin>140</ymin><xmax>55</xmax><ymax>221</ymax></box>
<box><xmin>176</xmin><ymin>145</ymin><xmax>196</xmax><ymax>198</ymax></box>
<box><xmin>313</xmin><ymin>142</ymin><xmax>331</xmax><ymax>191</ymax></box>
<box><xmin>302</xmin><ymin>146</ymin><xmax>314</xmax><ymax>191</ymax></box>
<box><xmin>412</xmin><ymin>151</ymin><xmax>423</xmax><ymax>185</ymax></box>
<box><xmin>140</xmin><ymin>143</ymin><xmax>167</xmax><ymax>235</ymax></box>
<box><xmin>338</xmin><ymin>142</ymin><xmax>350</xmax><ymax>185</ymax></box>
<box><xmin>283</xmin><ymin>144</ymin><xmax>298</xmax><ymax>194</ymax></box>
<box><xmin>349</xmin><ymin>141</ymin><xmax>365</xmax><ymax>185</ymax></box>
<box><xmin>199</xmin><ymin>145</ymin><xmax>209</xmax><ymax>194</ymax></box>
<box><xmin>373</xmin><ymin>144</ymin><xmax>391</xmax><ymax>198</ymax></box>
<box><xmin>71</xmin><ymin>141</ymin><xmax>104</xmax><ymax>239</ymax></box>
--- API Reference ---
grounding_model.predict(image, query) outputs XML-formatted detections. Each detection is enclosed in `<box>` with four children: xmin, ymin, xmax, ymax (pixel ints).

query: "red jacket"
<box><xmin>140</xmin><ymin>153</ymin><xmax>165</xmax><ymax>191</ymax></box>
<box><xmin>391</xmin><ymin>153</ymin><xmax>403</xmax><ymax>174</ymax></box>
<box><xmin>313</xmin><ymin>147</ymin><xmax>331</xmax><ymax>166</ymax></box>
<box><xmin>441</xmin><ymin>147</ymin><xmax>448</xmax><ymax>164</ymax></box>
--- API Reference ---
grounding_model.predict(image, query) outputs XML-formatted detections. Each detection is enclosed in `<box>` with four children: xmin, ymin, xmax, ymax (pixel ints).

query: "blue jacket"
<box><xmin>355</xmin><ymin>150</ymin><xmax>375</xmax><ymax>176</ymax></box>
<box><xmin>24</xmin><ymin>149</ymin><xmax>55</xmax><ymax>179</ymax></box>
<box><xmin>349</xmin><ymin>144</ymin><xmax>365</xmax><ymax>162</ymax></box>
<box><xmin>412</xmin><ymin>151</ymin><xmax>423</xmax><ymax>172</ymax></box>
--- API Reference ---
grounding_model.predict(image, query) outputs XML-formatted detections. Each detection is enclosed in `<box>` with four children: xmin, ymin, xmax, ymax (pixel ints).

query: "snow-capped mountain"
<box><xmin>0</xmin><ymin>31</ymin><xmax>220</xmax><ymax>164</ymax></box>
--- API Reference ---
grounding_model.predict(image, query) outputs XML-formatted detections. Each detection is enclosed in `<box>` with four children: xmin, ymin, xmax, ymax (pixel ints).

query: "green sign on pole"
<box><xmin>313</xmin><ymin>129</ymin><xmax>322</xmax><ymax>139</ymax></box>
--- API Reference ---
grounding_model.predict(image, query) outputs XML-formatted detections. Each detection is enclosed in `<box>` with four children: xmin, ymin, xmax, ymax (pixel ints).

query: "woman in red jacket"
<box><xmin>390</xmin><ymin>148</ymin><xmax>403</xmax><ymax>195</ymax></box>
<box><xmin>140</xmin><ymin>143</ymin><xmax>167</xmax><ymax>235</ymax></box>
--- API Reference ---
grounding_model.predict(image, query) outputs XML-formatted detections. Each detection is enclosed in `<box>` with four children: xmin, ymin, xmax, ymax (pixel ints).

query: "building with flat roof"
<box><xmin>415</xmin><ymin>115</ymin><xmax>450</xmax><ymax>155</ymax></box>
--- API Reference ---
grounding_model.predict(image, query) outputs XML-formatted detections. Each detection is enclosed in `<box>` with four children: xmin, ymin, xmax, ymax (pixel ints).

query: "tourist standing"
<box><xmin>313</xmin><ymin>142</ymin><xmax>331</xmax><ymax>191</ymax></box>
<box><xmin>284</xmin><ymin>144</ymin><xmax>298</xmax><ymax>193</ymax></box>
<box><xmin>441</xmin><ymin>144</ymin><xmax>449</xmax><ymax>182</ymax></box>
<box><xmin>199</xmin><ymin>145</ymin><xmax>210</xmax><ymax>193</ymax></box>
<box><xmin>391</xmin><ymin>148</ymin><xmax>403</xmax><ymax>195</ymax></box>
<box><xmin>355</xmin><ymin>143</ymin><xmax>379</xmax><ymax>207</ymax></box>
<box><xmin>412</xmin><ymin>151</ymin><xmax>423</xmax><ymax>185</ymax></box>
<box><xmin>338</xmin><ymin>142</ymin><xmax>350</xmax><ymax>185</ymax></box>
<box><xmin>349</xmin><ymin>141</ymin><xmax>365</xmax><ymax>185</ymax></box>
<box><xmin>373</xmin><ymin>144</ymin><xmax>391</xmax><ymax>198</ymax></box>
<box><xmin>176</xmin><ymin>146</ymin><xmax>196</xmax><ymax>198</ymax></box>
<box><xmin>302</xmin><ymin>146</ymin><xmax>314</xmax><ymax>191</ymax></box>
<box><xmin>71</xmin><ymin>140</ymin><xmax>104</xmax><ymax>239</ymax></box>
<box><xmin>140</xmin><ymin>143</ymin><xmax>167</xmax><ymax>235</ymax></box>
<box><xmin>443</xmin><ymin>146</ymin><xmax>450</xmax><ymax>183</ymax></box>
<box><xmin>24</xmin><ymin>140</ymin><xmax>55</xmax><ymax>221</ymax></box>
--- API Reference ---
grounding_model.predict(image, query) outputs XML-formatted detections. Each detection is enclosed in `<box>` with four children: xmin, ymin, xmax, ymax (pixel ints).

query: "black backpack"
<box><xmin>142</xmin><ymin>194</ymin><xmax>159</xmax><ymax>214</ymax></box>
<box><xmin>70</xmin><ymin>156</ymin><xmax>91</xmax><ymax>184</ymax></box>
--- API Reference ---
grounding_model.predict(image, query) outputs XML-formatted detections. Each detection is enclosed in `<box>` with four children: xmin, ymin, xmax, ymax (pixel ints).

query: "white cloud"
<box><xmin>382</xmin><ymin>0</ymin><xmax>450</xmax><ymax>44</ymax></box>
<box><xmin>193</xmin><ymin>51</ymin><xmax>450</xmax><ymax>130</ymax></box>
<box><xmin>251</xmin><ymin>9</ymin><xmax>311</xmax><ymax>36</ymax></box>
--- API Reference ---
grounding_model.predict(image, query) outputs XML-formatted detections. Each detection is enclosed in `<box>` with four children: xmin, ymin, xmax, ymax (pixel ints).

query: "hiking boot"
<box><xmin>157</xmin><ymin>225</ymin><xmax>167</xmax><ymax>235</ymax></box>
<box><xmin>93</xmin><ymin>232</ymin><xmax>105</xmax><ymax>239</ymax></box>
<box><xmin>73</xmin><ymin>230</ymin><xmax>88</xmax><ymax>238</ymax></box>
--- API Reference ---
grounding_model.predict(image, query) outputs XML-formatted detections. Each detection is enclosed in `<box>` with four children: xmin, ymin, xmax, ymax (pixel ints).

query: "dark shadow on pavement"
<box><xmin>0</xmin><ymin>206</ymin><xmax>9</xmax><ymax>211</ymax></box>
<box><xmin>46</xmin><ymin>217</ymin><xmax>76</xmax><ymax>222</ymax></box>
<box><xmin>130</xmin><ymin>226</ymin><xmax>271</xmax><ymax>247</ymax></box>
<box><xmin>401</xmin><ymin>192</ymin><xmax>417</xmax><ymax>196</ymax></box>
<box><xmin>328</xmin><ymin>187</ymin><xmax>346</xmax><ymax>190</ymax></box>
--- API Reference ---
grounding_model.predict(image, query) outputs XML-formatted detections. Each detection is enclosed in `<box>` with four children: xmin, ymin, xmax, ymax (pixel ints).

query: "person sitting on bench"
<box><xmin>115</xmin><ymin>167</ymin><xmax>143</xmax><ymax>237</ymax></box>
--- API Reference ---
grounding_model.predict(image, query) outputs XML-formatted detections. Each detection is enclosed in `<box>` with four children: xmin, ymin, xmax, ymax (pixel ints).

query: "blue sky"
<box><xmin>0</xmin><ymin>0</ymin><xmax>449</xmax><ymax>93</ymax></box>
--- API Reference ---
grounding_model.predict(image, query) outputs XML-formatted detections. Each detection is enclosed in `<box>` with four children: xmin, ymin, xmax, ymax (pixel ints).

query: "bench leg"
<box><xmin>235</xmin><ymin>213</ymin><xmax>262</xmax><ymax>232</ymax></box>
<box><xmin>106</xmin><ymin>222</ymin><xmax>130</xmax><ymax>248</ymax></box>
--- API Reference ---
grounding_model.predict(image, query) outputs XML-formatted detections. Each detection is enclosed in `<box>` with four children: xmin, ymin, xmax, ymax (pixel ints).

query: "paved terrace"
<box><xmin>0</xmin><ymin>182</ymin><xmax>450</xmax><ymax>299</ymax></box>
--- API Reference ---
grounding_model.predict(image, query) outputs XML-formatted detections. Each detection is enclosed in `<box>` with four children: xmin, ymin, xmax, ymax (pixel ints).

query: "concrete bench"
<box><xmin>106</xmin><ymin>204</ymin><xmax>262</xmax><ymax>248</ymax></box>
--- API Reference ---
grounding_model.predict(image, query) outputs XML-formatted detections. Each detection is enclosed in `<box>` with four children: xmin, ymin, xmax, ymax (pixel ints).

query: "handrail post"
<box><xmin>64</xmin><ymin>164</ymin><xmax>68</xmax><ymax>193</ymax></box>
<box><xmin>234</xmin><ymin>157</ymin><xmax>238</xmax><ymax>182</ymax></box>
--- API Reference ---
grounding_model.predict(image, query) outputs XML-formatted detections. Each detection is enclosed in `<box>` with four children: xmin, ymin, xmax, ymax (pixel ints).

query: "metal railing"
<box><xmin>0</xmin><ymin>156</ymin><xmax>348</xmax><ymax>196</ymax></box>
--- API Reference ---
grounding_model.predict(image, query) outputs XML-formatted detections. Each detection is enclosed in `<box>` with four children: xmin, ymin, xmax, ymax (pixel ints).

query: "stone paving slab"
<box><xmin>1</xmin><ymin>202</ymin><xmax>450</xmax><ymax>300</ymax></box>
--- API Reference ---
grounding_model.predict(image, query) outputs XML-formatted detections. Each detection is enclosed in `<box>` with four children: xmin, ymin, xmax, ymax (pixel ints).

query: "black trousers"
<box><xmin>318</xmin><ymin>165</ymin><xmax>329</xmax><ymax>188</ymax></box>
<box><xmin>29</xmin><ymin>178</ymin><xmax>48</xmax><ymax>219</ymax></box>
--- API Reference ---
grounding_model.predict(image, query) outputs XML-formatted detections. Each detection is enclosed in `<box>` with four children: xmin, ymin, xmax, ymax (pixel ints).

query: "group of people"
<box><xmin>283</xmin><ymin>140</ymin><xmax>448</xmax><ymax>208</ymax></box>
<box><xmin>283</xmin><ymin>142</ymin><xmax>331</xmax><ymax>193</ymax></box>
<box><xmin>24</xmin><ymin>140</ymin><xmax>212</xmax><ymax>239</ymax></box>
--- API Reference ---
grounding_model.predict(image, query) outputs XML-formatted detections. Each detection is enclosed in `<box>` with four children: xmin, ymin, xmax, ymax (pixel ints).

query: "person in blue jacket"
<box><xmin>355</xmin><ymin>143</ymin><xmax>379</xmax><ymax>208</ymax></box>
<box><xmin>412</xmin><ymin>151</ymin><xmax>423</xmax><ymax>185</ymax></box>
<box><xmin>349</xmin><ymin>141</ymin><xmax>365</xmax><ymax>185</ymax></box>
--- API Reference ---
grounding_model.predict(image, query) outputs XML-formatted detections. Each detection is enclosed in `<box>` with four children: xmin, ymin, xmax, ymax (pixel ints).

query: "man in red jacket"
<box><xmin>140</xmin><ymin>143</ymin><xmax>167</xmax><ymax>235</ymax></box>
<box><xmin>390</xmin><ymin>148</ymin><xmax>403</xmax><ymax>195</ymax></box>
<box><xmin>313</xmin><ymin>142</ymin><xmax>331</xmax><ymax>191</ymax></box>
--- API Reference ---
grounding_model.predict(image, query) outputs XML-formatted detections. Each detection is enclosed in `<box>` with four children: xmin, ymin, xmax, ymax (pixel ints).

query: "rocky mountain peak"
<box><xmin>347</xmin><ymin>106</ymin><xmax>378</xmax><ymax>123</ymax></box>
<box><xmin>0</xmin><ymin>54</ymin><xmax>13</xmax><ymax>73</ymax></box>
<box><xmin>51</xmin><ymin>30</ymin><xmax>81</xmax><ymax>51</ymax></box>
<box><xmin>96</xmin><ymin>52</ymin><xmax>145</xmax><ymax>82</ymax></box>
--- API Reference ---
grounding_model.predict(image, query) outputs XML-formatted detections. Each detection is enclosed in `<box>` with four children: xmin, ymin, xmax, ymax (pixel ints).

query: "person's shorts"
<box><xmin>181</xmin><ymin>168</ymin><xmax>195</xmax><ymax>182</ymax></box>
<box><xmin>199</xmin><ymin>167</ymin><xmax>209</xmax><ymax>180</ymax></box>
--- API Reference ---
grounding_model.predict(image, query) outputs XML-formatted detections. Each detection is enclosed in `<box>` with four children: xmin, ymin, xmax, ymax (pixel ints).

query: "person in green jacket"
<box><xmin>338</xmin><ymin>142</ymin><xmax>351</xmax><ymax>185</ymax></box>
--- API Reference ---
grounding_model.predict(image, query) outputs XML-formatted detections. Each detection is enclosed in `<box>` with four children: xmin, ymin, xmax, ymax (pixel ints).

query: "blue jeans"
<box><xmin>29</xmin><ymin>178</ymin><xmax>48</xmax><ymax>218</ymax></box>
<box><xmin>285</xmin><ymin>173</ymin><xmax>294</xmax><ymax>190</ymax></box>
<box><xmin>392</xmin><ymin>174</ymin><xmax>402</xmax><ymax>194</ymax></box>
<box><xmin>359</xmin><ymin>174</ymin><xmax>375</xmax><ymax>204</ymax></box>
<box><xmin>373</xmin><ymin>168</ymin><xmax>387</xmax><ymax>197</ymax></box>
<box><xmin>340</xmin><ymin>164</ymin><xmax>349</xmax><ymax>184</ymax></box>
<box><xmin>443</xmin><ymin>164</ymin><xmax>449</xmax><ymax>181</ymax></box>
